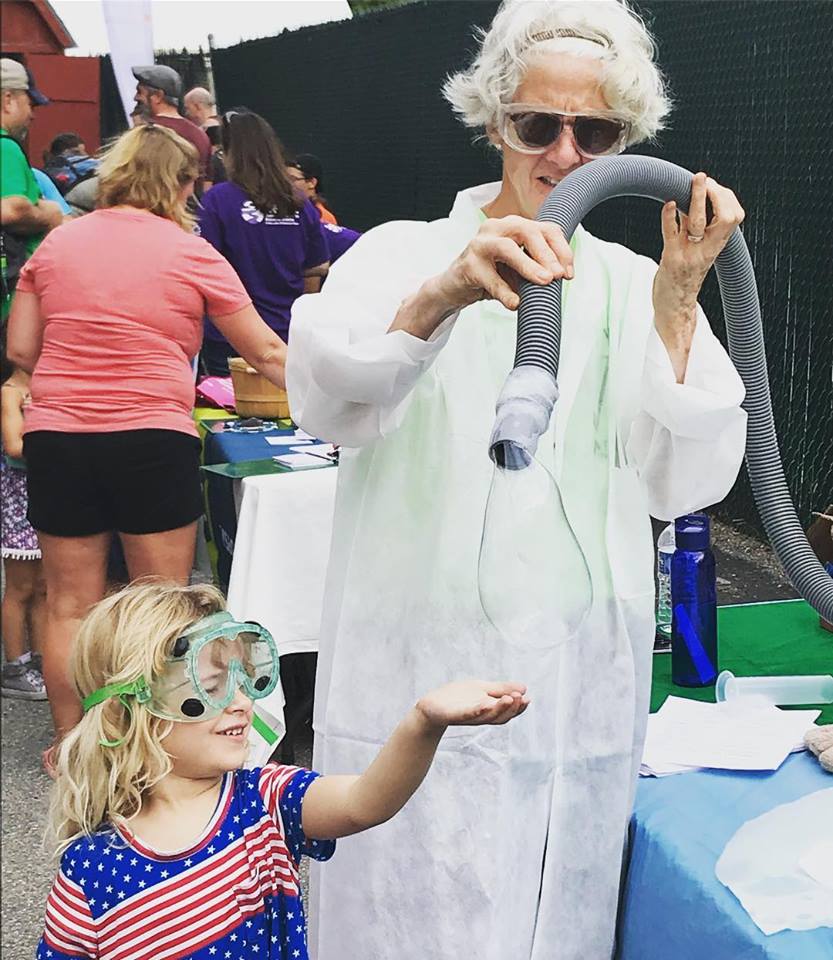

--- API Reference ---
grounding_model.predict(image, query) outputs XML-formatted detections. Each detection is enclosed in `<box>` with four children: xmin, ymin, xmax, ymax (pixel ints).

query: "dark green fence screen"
<box><xmin>213</xmin><ymin>0</ymin><xmax>832</xmax><ymax>536</ymax></box>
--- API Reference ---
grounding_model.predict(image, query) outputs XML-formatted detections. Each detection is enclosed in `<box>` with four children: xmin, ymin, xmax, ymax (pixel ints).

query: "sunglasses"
<box><xmin>500</xmin><ymin>104</ymin><xmax>629</xmax><ymax>159</ymax></box>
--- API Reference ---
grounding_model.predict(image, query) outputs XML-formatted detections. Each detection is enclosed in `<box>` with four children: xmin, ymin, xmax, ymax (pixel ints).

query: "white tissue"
<box><xmin>715</xmin><ymin>787</ymin><xmax>833</xmax><ymax>934</ymax></box>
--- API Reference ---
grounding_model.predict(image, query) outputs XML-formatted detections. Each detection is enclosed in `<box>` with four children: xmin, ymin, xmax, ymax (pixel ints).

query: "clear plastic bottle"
<box><xmin>655</xmin><ymin>521</ymin><xmax>676</xmax><ymax>644</ymax></box>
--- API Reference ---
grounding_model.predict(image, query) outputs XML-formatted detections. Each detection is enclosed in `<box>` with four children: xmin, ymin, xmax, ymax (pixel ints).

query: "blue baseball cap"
<box><xmin>0</xmin><ymin>59</ymin><xmax>49</xmax><ymax>105</ymax></box>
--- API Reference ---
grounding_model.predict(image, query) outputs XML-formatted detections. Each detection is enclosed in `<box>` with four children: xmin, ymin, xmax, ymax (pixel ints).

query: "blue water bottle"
<box><xmin>671</xmin><ymin>513</ymin><xmax>718</xmax><ymax>686</ymax></box>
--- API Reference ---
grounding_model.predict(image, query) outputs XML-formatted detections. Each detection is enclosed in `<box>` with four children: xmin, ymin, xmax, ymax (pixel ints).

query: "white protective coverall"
<box><xmin>286</xmin><ymin>182</ymin><xmax>747</xmax><ymax>960</ymax></box>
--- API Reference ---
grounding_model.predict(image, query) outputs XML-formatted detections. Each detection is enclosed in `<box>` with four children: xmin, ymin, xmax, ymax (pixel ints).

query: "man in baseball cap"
<box><xmin>132</xmin><ymin>63</ymin><xmax>212</xmax><ymax>191</ymax></box>
<box><xmin>1</xmin><ymin>59</ymin><xmax>62</xmax><ymax>321</ymax></box>
<box><xmin>1</xmin><ymin>58</ymin><xmax>49</xmax><ymax>108</ymax></box>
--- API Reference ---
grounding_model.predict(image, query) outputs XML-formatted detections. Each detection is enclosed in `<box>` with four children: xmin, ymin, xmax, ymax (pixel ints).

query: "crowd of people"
<box><xmin>1</xmin><ymin>2</ymin><xmax>749</xmax><ymax>958</ymax></box>
<box><xmin>0</xmin><ymin>55</ymin><xmax>360</xmax><ymax>722</ymax></box>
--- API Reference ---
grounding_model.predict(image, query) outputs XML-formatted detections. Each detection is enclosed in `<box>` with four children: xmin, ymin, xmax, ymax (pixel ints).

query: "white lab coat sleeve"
<box><xmin>627</xmin><ymin>305</ymin><xmax>748</xmax><ymax>521</ymax></box>
<box><xmin>286</xmin><ymin>219</ymin><xmax>461</xmax><ymax>447</ymax></box>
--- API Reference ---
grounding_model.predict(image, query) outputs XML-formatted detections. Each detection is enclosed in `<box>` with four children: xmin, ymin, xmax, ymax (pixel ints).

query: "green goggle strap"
<box><xmin>82</xmin><ymin>678</ymin><xmax>152</xmax><ymax>748</ymax></box>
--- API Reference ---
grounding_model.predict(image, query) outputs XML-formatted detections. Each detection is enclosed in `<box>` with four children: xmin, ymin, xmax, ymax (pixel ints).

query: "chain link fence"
<box><xmin>609</xmin><ymin>1</ymin><xmax>832</xmax><ymax>537</ymax></box>
<box><xmin>212</xmin><ymin>0</ymin><xmax>832</xmax><ymax>537</ymax></box>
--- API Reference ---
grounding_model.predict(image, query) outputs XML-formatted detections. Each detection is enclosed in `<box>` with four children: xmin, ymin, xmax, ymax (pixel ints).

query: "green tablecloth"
<box><xmin>194</xmin><ymin>405</ymin><xmax>236</xmax><ymax>426</ymax></box>
<box><xmin>651</xmin><ymin>599</ymin><xmax>833</xmax><ymax>723</ymax></box>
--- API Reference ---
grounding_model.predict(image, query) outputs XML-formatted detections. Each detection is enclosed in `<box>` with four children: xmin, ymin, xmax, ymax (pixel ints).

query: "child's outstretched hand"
<box><xmin>415</xmin><ymin>680</ymin><xmax>529</xmax><ymax>730</ymax></box>
<box><xmin>303</xmin><ymin>680</ymin><xmax>530</xmax><ymax>840</ymax></box>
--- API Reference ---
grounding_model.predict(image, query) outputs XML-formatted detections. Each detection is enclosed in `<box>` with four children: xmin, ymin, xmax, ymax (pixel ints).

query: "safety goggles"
<box><xmin>499</xmin><ymin>104</ymin><xmax>629</xmax><ymax>159</ymax></box>
<box><xmin>82</xmin><ymin>612</ymin><xmax>280</xmax><ymax>728</ymax></box>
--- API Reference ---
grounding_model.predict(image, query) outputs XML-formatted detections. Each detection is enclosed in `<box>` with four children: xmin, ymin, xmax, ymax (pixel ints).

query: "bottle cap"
<box><xmin>714</xmin><ymin>670</ymin><xmax>735</xmax><ymax>702</ymax></box>
<box><xmin>674</xmin><ymin>513</ymin><xmax>710</xmax><ymax>551</ymax></box>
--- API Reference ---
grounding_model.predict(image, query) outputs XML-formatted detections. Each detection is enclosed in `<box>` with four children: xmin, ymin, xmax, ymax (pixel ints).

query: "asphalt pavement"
<box><xmin>0</xmin><ymin>518</ymin><xmax>797</xmax><ymax>959</ymax></box>
<box><xmin>2</xmin><ymin>696</ymin><xmax>54</xmax><ymax>959</ymax></box>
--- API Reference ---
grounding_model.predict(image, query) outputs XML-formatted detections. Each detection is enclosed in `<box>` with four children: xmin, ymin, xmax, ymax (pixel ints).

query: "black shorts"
<box><xmin>24</xmin><ymin>429</ymin><xmax>204</xmax><ymax>537</ymax></box>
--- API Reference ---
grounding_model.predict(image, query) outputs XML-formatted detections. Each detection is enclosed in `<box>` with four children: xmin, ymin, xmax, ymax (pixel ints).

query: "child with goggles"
<box><xmin>38</xmin><ymin>580</ymin><xmax>529</xmax><ymax>960</ymax></box>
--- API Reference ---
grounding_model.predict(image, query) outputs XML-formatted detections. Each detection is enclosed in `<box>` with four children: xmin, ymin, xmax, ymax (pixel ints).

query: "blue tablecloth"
<box><xmin>204</xmin><ymin>421</ymin><xmax>297</xmax><ymax>465</ymax></box>
<box><xmin>618</xmin><ymin>752</ymin><xmax>833</xmax><ymax>959</ymax></box>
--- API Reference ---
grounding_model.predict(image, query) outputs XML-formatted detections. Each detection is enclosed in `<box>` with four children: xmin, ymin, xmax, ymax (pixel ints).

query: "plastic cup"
<box><xmin>715</xmin><ymin>670</ymin><xmax>833</xmax><ymax>706</ymax></box>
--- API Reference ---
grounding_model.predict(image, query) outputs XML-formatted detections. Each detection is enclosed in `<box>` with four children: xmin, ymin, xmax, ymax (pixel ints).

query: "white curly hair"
<box><xmin>443</xmin><ymin>0</ymin><xmax>672</xmax><ymax>148</ymax></box>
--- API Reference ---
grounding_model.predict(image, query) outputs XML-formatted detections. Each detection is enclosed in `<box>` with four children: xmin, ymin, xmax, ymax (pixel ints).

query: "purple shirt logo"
<box><xmin>240</xmin><ymin>200</ymin><xmax>300</xmax><ymax>227</ymax></box>
<box><xmin>240</xmin><ymin>200</ymin><xmax>265</xmax><ymax>224</ymax></box>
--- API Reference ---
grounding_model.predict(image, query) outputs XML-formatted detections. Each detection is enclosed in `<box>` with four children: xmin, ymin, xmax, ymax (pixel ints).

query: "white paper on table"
<box><xmin>291</xmin><ymin>443</ymin><xmax>336</xmax><ymax>459</ymax></box>
<box><xmin>265</xmin><ymin>435</ymin><xmax>312</xmax><ymax>446</ymax></box>
<box><xmin>799</xmin><ymin>839</ymin><xmax>833</xmax><ymax>890</ymax></box>
<box><xmin>272</xmin><ymin>452</ymin><xmax>330</xmax><ymax>469</ymax></box>
<box><xmin>640</xmin><ymin>738</ymin><xmax>809</xmax><ymax>777</ymax></box>
<box><xmin>293</xmin><ymin>429</ymin><xmax>315</xmax><ymax>441</ymax></box>
<box><xmin>640</xmin><ymin>759</ymin><xmax>706</xmax><ymax>777</ymax></box>
<box><xmin>640</xmin><ymin>696</ymin><xmax>821</xmax><ymax>774</ymax></box>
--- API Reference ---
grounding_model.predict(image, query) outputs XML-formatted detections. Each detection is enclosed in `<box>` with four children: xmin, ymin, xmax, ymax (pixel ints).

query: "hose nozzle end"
<box><xmin>489</xmin><ymin>366</ymin><xmax>558</xmax><ymax>472</ymax></box>
<box><xmin>489</xmin><ymin>439</ymin><xmax>533</xmax><ymax>471</ymax></box>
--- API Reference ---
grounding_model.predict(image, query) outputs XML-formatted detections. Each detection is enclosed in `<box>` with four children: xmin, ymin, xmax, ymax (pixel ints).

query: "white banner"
<box><xmin>102</xmin><ymin>0</ymin><xmax>154</xmax><ymax>126</ymax></box>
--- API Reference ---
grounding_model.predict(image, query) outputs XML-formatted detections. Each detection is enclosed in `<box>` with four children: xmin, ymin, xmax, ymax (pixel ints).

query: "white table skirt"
<box><xmin>227</xmin><ymin>468</ymin><xmax>337</xmax><ymax>657</ymax></box>
<box><xmin>228</xmin><ymin>467</ymin><xmax>337</xmax><ymax>764</ymax></box>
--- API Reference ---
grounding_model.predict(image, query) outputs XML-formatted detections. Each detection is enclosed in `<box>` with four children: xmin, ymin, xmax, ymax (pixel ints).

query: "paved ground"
<box><xmin>676</xmin><ymin>517</ymin><xmax>797</xmax><ymax>606</ymax></box>
<box><xmin>0</xmin><ymin>518</ymin><xmax>798</xmax><ymax>959</ymax></box>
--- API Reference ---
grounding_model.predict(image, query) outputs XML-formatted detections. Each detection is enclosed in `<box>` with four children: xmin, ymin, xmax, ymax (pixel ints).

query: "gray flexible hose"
<box><xmin>488</xmin><ymin>155</ymin><xmax>833</xmax><ymax>623</ymax></box>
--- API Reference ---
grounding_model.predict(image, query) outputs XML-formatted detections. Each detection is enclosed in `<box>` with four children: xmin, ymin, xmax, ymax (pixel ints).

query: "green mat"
<box><xmin>200</xmin><ymin>457</ymin><xmax>334</xmax><ymax>479</ymax></box>
<box><xmin>651</xmin><ymin>599</ymin><xmax>833</xmax><ymax>724</ymax></box>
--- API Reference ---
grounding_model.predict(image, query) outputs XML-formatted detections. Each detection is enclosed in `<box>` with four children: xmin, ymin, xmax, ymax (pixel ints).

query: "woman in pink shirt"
<box><xmin>7</xmin><ymin>124</ymin><xmax>286</xmax><ymax>752</ymax></box>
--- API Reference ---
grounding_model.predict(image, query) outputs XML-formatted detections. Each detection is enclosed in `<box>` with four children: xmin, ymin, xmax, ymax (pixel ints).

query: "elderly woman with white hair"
<box><xmin>287</xmin><ymin>1</ymin><xmax>746</xmax><ymax>957</ymax></box>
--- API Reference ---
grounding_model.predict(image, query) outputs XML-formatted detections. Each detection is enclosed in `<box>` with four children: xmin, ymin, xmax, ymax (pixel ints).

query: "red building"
<box><xmin>1</xmin><ymin>0</ymin><xmax>100</xmax><ymax>165</ymax></box>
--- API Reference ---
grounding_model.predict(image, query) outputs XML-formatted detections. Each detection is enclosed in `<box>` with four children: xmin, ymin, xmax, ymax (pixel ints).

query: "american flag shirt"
<box><xmin>37</xmin><ymin>764</ymin><xmax>335</xmax><ymax>960</ymax></box>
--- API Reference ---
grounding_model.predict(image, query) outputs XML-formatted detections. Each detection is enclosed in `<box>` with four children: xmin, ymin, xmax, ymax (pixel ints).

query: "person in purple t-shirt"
<box><xmin>197</xmin><ymin>110</ymin><xmax>329</xmax><ymax>375</ymax></box>
<box><xmin>320</xmin><ymin>220</ymin><xmax>361</xmax><ymax>266</ymax></box>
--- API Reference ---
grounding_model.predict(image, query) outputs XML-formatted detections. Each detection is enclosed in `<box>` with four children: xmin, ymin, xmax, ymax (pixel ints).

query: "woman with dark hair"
<box><xmin>198</xmin><ymin>111</ymin><xmax>329</xmax><ymax>375</ymax></box>
<box><xmin>204</xmin><ymin>123</ymin><xmax>227</xmax><ymax>184</ymax></box>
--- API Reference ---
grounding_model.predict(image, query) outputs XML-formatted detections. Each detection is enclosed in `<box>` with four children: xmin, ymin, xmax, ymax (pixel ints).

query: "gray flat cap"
<box><xmin>132</xmin><ymin>64</ymin><xmax>183</xmax><ymax>102</ymax></box>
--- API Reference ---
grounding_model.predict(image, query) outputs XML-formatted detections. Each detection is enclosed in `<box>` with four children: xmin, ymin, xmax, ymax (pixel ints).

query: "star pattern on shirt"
<box><xmin>37</xmin><ymin>766</ymin><xmax>334</xmax><ymax>960</ymax></box>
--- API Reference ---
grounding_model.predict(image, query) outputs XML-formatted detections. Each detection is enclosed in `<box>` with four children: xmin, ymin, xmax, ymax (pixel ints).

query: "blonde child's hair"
<box><xmin>96</xmin><ymin>124</ymin><xmax>199</xmax><ymax>230</ymax></box>
<box><xmin>47</xmin><ymin>580</ymin><xmax>226</xmax><ymax>858</ymax></box>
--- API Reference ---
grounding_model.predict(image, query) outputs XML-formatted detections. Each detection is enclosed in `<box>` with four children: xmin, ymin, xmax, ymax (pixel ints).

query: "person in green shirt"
<box><xmin>1</xmin><ymin>59</ymin><xmax>63</xmax><ymax>321</ymax></box>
